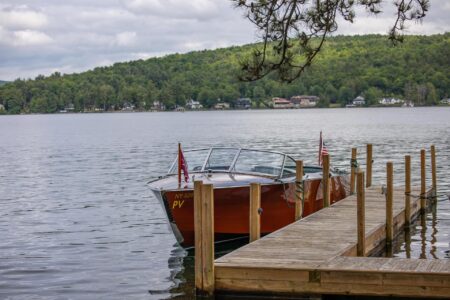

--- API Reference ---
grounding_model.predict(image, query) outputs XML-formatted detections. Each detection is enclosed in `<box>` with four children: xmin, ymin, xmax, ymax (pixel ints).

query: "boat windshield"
<box><xmin>205</xmin><ymin>148</ymin><xmax>239</xmax><ymax>171</ymax></box>
<box><xmin>233</xmin><ymin>150</ymin><xmax>285</xmax><ymax>177</ymax></box>
<box><xmin>168</xmin><ymin>149</ymin><xmax>210</xmax><ymax>173</ymax></box>
<box><xmin>168</xmin><ymin>147</ymin><xmax>290</xmax><ymax>178</ymax></box>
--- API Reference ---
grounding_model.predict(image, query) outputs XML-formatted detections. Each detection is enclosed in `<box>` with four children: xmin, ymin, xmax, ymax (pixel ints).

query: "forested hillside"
<box><xmin>0</xmin><ymin>34</ymin><xmax>448</xmax><ymax>114</ymax></box>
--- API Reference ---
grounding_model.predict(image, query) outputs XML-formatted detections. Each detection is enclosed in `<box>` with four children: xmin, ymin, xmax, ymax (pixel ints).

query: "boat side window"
<box><xmin>282</xmin><ymin>156</ymin><xmax>297</xmax><ymax>177</ymax></box>
<box><xmin>205</xmin><ymin>148</ymin><xmax>238</xmax><ymax>171</ymax></box>
<box><xmin>234</xmin><ymin>150</ymin><xmax>285</xmax><ymax>176</ymax></box>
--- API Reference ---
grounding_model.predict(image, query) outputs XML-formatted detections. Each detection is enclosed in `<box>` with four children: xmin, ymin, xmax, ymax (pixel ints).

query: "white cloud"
<box><xmin>116</xmin><ymin>31</ymin><xmax>137</xmax><ymax>47</ymax></box>
<box><xmin>0</xmin><ymin>28</ymin><xmax>53</xmax><ymax>47</ymax></box>
<box><xmin>0</xmin><ymin>6</ymin><xmax>48</xmax><ymax>30</ymax></box>
<box><xmin>13</xmin><ymin>30</ymin><xmax>53</xmax><ymax>46</ymax></box>
<box><xmin>122</xmin><ymin>0</ymin><xmax>221</xmax><ymax>20</ymax></box>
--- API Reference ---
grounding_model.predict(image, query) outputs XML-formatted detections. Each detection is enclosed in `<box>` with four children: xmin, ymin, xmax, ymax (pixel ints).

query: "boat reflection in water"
<box><xmin>149</xmin><ymin>147</ymin><xmax>349</xmax><ymax>248</ymax></box>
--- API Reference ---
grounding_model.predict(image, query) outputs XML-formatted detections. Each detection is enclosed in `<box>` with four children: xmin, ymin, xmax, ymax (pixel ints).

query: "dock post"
<box><xmin>322</xmin><ymin>154</ymin><xmax>330</xmax><ymax>208</ymax></box>
<box><xmin>350</xmin><ymin>148</ymin><xmax>357</xmax><ymax>194</ymax></box>
<box><xmin>366</xmin><ymin>144</ymin><xmax>373</xmax><ymax>188</ymax></box>
<box><xmin>201</xmin><ymin>183</ymin><xmax>215</xmax><ymax>295</ymax></box>
<box><xmin>356</xmin><ymin>170</ymin><xmax>365</xmax><ymax>257</ymax></box>
<box><xmin>295</xmin><ymin>160</ymin><xmax>304</xmax><ymax>220</ymax></box>
<box><xmin>405</xmin><ymin>155</ymin><xmax>411</xmax><ymax>227</ymax></box>
<box><xmin>194</xmin><ymin>181</ymin><xmax>204</xmax><ymax>292</ymax></box>
<box><xmin>420</xmin><ymin>149</ymin><xmax>426</xmax><ymax>213</ymax></box>
<box><xmin>249</xmin><ymin>183</ymin><xmax>261</xmax><ymax>242</ymax></box>
<box><xmin>386</xmin><ymin>162</ymin><xmax>393</xmax><ymax>253</ymax></box>
<box><xmin>430</xmin><ymin>145</ymin><xmax>437</xmax><ymax>198</ymax></box>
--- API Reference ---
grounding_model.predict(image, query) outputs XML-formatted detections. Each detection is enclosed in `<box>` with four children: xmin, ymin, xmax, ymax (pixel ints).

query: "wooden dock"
<box><xmin>192</xmin><ymin>145</ymin><xmax>449</xmax><ymax>298</ymax></box>
<box><xmin>214</xmin><ymin>186</ymin><xmax>450</xmax><ymax>298</ymax></box>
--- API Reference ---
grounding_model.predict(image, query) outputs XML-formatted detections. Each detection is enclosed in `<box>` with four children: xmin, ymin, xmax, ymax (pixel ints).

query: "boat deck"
<box><xmin>215</xmin><ymin>186</ymin><xmax>450</xmax><ymax>298</ymax></box>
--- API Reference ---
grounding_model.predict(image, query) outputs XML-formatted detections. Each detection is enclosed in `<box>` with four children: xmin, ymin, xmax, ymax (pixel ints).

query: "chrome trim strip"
<box><xmin>280</xmin><ymin>154</ymin><xmax>287</xmax><ymax>179</ymax></box>
<box><xmin>229</xmin><ymin>148</ymin><xmax>242</xmax><ymax>172</ymax></box>
<box><xmin>201</xmin><ymin>148</ymin><xmax>214</xmax><ymax>171</ymax></box>
<box><xmin>153</xmin><ymin>175</ymin><xmax>334</xmax><ymax>192</ymax></box>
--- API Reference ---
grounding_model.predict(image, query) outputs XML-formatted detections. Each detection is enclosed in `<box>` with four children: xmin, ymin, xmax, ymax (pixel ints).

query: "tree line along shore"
<box><xmin>0</xmin><ymin>34</ymin><xmax>448</xmax><ymax>115</ymax></box>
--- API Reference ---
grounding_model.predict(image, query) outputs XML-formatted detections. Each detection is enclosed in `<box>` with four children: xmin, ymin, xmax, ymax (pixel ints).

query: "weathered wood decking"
<box><xmin>215</xmin><ymin>187</ymin><xmax>450</xmax><ymax>298</ymax></box>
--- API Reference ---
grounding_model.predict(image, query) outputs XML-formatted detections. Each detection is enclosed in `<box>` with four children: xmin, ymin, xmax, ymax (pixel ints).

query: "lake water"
<box><xmin>0</xmin><ymin>108</ymin><xmax>449</xmax><ymax>299</ymax></box>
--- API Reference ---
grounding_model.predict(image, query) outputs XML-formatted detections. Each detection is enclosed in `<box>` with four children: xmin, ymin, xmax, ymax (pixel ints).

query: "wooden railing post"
<box><xmin>249</xmin><ymin>183</ymin><xmax>261</xmax><ymax>242</ymax></box>
<box><xmin>322</xmin><ymin>154</ymin><xmax>330</xmax><ymax>208</ymax></box>
<box><xmin>194</xmin><ymin>181</ymin><xmax>203</xmax><ymax>292</ymax></box>
<box><xmin>430</xmin><ymin>145</ymin><xmax>437</xmax><ymax>198</ymax></box>
<box><xmin>356</xmin><ymin>170</ymin><xmax>365</xmax><ymax>257</ymax></box>
<box><xmin>201</xmin><ymin>183</ymin><xmax>215</xmax><ymax>295</ymax></box>
<box><xmin>386</xmin><ymin>162</ymin><xmax>393</xmax><ymax>251</ymax></box>
<box><xmin>295</xmin><ymin>160</ymin><xmax>304</xmax><ymax>220</ymax></box>
<box><xmin>405</xmin><ymin>155</ymin><xmax>411</xmax><ymax>227</ymax></box>
<box><xmin>350</xmin><ymin>148</ymin><xmax>357</xmax><ymax>194</ymax></box>
<box><xmin>366</xmin><ymin>144</ymin><xmax>373</xmax><ymax>188</ymax></box>
<box><xmin>420</xmin><ymin>149</ymin><xmax>426</xmax><ymax>213</ymax></box>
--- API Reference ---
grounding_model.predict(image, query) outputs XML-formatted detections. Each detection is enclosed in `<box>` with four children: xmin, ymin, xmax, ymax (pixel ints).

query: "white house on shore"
<box><xmin>186</xmin><ymin>99</ymin><xmax>203</xmax><ymax>110</ymax></box>
<box><xmin>151</xmin><ymin>101</ymin><xmax>166</xmax><ymax>111</ymax></box>
<box><xmin>0</xmin><ymin>104</ymin><xmax>5</xmax><ymax>111</ymax></box>
<box><xmin>352</xmin><ymin>96</ymin><xmax>365</xmax><ymax>106</ymax></box>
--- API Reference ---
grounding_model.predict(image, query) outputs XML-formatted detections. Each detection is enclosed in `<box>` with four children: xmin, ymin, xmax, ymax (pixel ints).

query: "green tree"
<box><xmin>338</xmin><ymin>86</ymin><xmax>354</xmax><ymax>106</ymax></box>
<box><xmin>30</xmin><ymin>97</ymin><xmax>48</xmax><ymax>113</ymax></box>
<box><xmin>0</xmin><ymin>87</ymin><xmax>24</xmax><ymax>114</ymax></box>
<box><xmin>364</xmin><ymin>87</ymin><xmax>383</xmax><ymax>106</ymax></box>
<box><xmin>425</xmin><ymin>82</ymin><xmax>438</xmax><ymax>105</ymax></box>
<box><xmin>252</xmin><ymin>86</ymin><xmax>266</xmax><ymax>108</ymax></box>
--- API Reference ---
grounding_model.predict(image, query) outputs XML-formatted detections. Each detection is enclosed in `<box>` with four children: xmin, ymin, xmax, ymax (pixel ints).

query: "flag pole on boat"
<box><xmin>178</xmin><ymin>142</ymin><xmax>182</xmax><ymax>187</ymax></box>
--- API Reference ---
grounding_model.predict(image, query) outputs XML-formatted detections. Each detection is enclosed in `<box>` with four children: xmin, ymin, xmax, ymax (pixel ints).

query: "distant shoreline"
<box><xmin>2</xmin><ymin>105</ymin><xmax>450</xmax><ymax>116</ymax></box>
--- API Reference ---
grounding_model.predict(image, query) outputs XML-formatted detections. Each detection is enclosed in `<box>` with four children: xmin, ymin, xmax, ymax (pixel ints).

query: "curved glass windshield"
<box><xmin>205</xmin><ymin>148</ymin><xmax>238</xmax><ymax>171</ymax></box>
<box><xmin>233</xmin><ymin>150</ymin><xmax>285</xmax><ymax>176</ymax></box>
<box><xmin>168</xmin><ymin>147</ymin><xmax>295</xmax><ymax>178</ymax></box>
<box><xmin>168</xmin><ymin>149</ymin><xmax>209</xmax><ymax>173</ymax></box>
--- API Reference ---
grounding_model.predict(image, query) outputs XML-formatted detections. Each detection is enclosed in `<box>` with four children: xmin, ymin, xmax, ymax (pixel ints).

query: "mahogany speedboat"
<box><xmin>148</xmin><ymin>147</ymin><xmax>349</xmax><ymax>248</ymax></box>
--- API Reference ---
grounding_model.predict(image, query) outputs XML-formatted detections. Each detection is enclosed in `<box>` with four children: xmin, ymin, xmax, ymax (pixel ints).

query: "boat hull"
<box><xmin>159</xmin><ymin>176</ymin><xmax>348</xmax><ymax>247</ymax></box>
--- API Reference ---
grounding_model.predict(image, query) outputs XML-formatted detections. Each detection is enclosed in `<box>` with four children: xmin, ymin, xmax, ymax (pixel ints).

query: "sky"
<box><xmin>0</xmin><ymin>0</ymin><xmax>449</xmax><ymax>81</ymax></box>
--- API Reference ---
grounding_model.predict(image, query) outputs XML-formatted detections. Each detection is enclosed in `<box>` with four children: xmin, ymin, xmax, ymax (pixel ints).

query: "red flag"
<box><xmin>178</xmin><ymin>143</ymin><xmax>189</xmax><ymax>184</ymax></box>
<box><xmin>318</xmin><ymin>131</ymin><xmax>328</xmax><ymax>166</ymax></box>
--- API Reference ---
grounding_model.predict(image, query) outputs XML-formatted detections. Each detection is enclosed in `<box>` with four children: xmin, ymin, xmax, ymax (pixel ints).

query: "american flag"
<box><xmin>178</xmin><ymin>143</ymin><xmax>189</xmax><ymax>184</ymax></box>
<box><xmin>318</xmin><ymin>131</ymin><xmax>328</xmax><ymax>166</ymax></box>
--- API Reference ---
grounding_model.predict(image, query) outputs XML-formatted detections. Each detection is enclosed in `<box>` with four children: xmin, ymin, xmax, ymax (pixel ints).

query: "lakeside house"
<box><xmin>151</xmin><ymin>101</ymin><xmax>165</xmax><ymax>111</ymax></box>
<box><xmin>122</xmin><ymin>102</ymin><xmax>135</xmax><ymax>111</ymax></box>
<box><xmin>352</xmin><ymin>96</ymin><xmax>365</xmax><ymax>106</ymax></box>
<box><xmin>272</xmin><ymin>97</ymin><xmax>293</xmax><ymax>109</ymax></box>
<box><xmin>235</xmin><ymin>98</ymin><xmax>252</xmax><ymax>109</ymax></box>
<box><xmin>379</xmin><ymin>98</ymin><xmax>404</xmax><ymax>105</ymax></box>
<box><xmin>214</xmin><ymin>102</ymin><xmax>230</xmax><ymax>110</ymax></box>
<box><xmin>290</xmin><ymin>95</ymin><xmax>319</xmax><ymax>108</ymax></box>
<box><xmin>440</xmin><ymin>98</ymin><xmax>450</xmax><ymax>105</ymax></box>
<box><xmin>272</xmin><ymin>95</ymin><xmax>319</xmax><ymax>109</ymax></box>
<box><xmin>65</xmin><ymin>103</ymin><xmax>75</xmax><ymax>112</ymax></box>
<box><xmin>0</xmin><ymin>104</ymin><xmax>4</xmax><ymax>111</ymax></box>
<box><xmin>186</xmin><ymin>99</ymin><xmax>203</xmax><ymax>110</ymax></box>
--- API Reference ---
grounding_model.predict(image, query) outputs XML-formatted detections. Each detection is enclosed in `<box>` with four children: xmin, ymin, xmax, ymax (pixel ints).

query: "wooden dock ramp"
<box><xmin>214</xmin><ymin>187</ymin><xmax>450</xmax><ymax>298</ymax></box>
